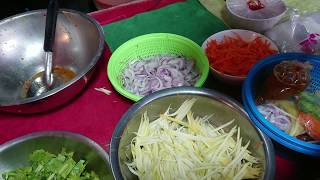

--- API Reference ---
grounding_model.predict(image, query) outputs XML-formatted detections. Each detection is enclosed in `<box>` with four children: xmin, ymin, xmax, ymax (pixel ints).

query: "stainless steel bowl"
<box><xmin>0</xmin><ymin>131</ymin><xmax>113</xmax><ymax>180</ymax></box>
<box><xmin>0</xmin><ymin>9</ymin><xmax>104</xmax><ymax>113</ymax></box>
<box><xmin>110</xmin><ymin>87</ymin><xmax>275</xmax><ymax>180</ymax></box>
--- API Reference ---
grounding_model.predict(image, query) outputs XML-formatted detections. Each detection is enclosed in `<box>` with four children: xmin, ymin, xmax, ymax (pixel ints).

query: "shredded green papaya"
<box><xmin>127</xmin><ymin>99</ymin><xmax>261</xmax><ymax>180</ymax></box>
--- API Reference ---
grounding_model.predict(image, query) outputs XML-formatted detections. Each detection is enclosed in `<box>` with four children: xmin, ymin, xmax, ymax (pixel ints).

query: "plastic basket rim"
<box><xmin>107</xmin><ymin>33</ymin><xmax>209</xmax><ymax>102</ymax></box>
<box><xmin>242</xmin><ymin>98</ymin><xmax>320</xmax><ymax>156</ymax></box>
<box><xmin>242</xmin><ymin>52</ymin><xmax>320</xmax><ymax>155</ymax></box>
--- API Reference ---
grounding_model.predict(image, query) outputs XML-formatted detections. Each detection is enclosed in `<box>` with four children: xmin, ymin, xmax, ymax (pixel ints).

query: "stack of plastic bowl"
<box><xmin>225</xmin><ymin>0</ymin><xmax>287</xmax><ymax>33</ymax></box>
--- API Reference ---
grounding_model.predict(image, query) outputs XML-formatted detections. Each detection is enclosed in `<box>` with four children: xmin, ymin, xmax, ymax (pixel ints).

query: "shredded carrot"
<box><xmin>205</xmin><ymin>33</ymin><xmax>278</xmax><ymax>76</ymax></box>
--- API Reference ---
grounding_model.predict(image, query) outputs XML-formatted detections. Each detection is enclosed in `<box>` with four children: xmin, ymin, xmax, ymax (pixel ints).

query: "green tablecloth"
<box><xmin>103</xmin><ymin>0</ymin><xmax>227</xmax><ymax>52</ymax></box>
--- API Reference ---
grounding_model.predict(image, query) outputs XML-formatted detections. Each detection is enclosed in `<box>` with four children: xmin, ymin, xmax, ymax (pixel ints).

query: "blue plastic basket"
<box><xmin>243</xmin><ymin>53</ymin><xmax>320</xmax><ymax>156</ymax></box>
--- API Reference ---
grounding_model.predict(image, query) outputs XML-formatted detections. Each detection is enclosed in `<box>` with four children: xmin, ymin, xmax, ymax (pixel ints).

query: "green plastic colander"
<box><xmin>107</xmin><ymin>33</ymin><xmax>209</xmax><ymax>102</ymax></box>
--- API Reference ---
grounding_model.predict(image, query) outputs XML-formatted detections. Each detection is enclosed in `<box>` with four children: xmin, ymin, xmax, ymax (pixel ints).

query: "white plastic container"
<box><xmin>226</xmin><ymin>0</ymin><xmax>287</xmax><ymax>33</ymax></box>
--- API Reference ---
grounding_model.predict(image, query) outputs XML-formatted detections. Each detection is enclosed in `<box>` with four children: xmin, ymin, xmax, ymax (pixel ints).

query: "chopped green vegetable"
<box><xmin>127</xmin><ymin>99</ymin><xmax>261</xmax><ymax>180</ymax></box>
<box><xmin>298</xmin><ymin>92</ymin><xmax>320</xmax><ymax>119</ymax></box>
<box><xmin>2</xmin><ymin>149</ymin><xmax>100</xmax><ymax>180</ymax></box>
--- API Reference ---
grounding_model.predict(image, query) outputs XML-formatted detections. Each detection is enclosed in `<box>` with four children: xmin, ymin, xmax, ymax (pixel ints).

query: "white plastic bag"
<box><xmin>265</xmin><ymin>11</ymin><xmax>320</xmax><ymax>54</ymax></box>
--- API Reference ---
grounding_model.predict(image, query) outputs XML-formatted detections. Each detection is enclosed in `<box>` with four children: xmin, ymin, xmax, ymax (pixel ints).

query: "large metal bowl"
<box><xmin>110</xmin><ymin>87</ymin><xmax>275</xmax><ymax>180</ymax></box>
<box><xmin>0</xmin><ymin>9</ymin><xmax>104</xmax><ymax>113</ymax></box>
<box><xmin>0</xmin><ymin>131</ymin><xmax>113</xmax><ymax>179</ymax></box>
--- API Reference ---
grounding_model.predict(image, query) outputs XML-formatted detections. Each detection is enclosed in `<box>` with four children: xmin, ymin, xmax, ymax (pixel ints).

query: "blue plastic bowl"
<box><xmin>242</xmin><ymin>53</ymin><xmax>320</xmax><ymax>157</ymax></box>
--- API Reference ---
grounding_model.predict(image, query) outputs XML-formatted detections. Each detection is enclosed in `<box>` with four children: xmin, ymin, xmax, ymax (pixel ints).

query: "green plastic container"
<box><xmin>107</xmin><ymin>33</ymin><xmax>209</xmax><ymax>102</ymax></box>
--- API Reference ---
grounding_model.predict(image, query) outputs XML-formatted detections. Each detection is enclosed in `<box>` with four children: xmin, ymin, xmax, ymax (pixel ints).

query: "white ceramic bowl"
<box><xmin>225</xmin><ymin>0</ymin><xmax>287</xmax><ymax>33</ymax></box>
<box><xmin>202</xmin><ymin>29</ymin><xmax>279</xmax><ymax>85</ymax></box>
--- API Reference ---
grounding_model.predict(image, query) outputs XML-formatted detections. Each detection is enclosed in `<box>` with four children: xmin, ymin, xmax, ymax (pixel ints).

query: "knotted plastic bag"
<box><xmin>265</xmin><ymin>11</ymin><xmax>320</xmax><ymax>54</ymax></box>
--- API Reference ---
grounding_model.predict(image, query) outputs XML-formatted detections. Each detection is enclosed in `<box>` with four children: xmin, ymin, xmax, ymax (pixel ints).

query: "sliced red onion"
<box><xmin>121</xmin><ymin>55</ymin><xmax>199</xmax><ymax>96</ymax></box>
<box><xmin>257</xmin><ymin>103</ymin><xmax>292</xmax><ymax>132</ymax></box>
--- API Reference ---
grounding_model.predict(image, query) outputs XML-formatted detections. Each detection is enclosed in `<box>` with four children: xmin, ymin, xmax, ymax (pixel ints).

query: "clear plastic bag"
<box><xmin>227</xmin><ymin>0</ymin><xmax>287</xmax><ymax>19</ymax></box>
<box><xmin>265</xmin><ymin>10</ymin><xmax>320</xmax><ymax>54</ymax></box>
<box><xmin>257</xmin><ymin>103</ymin><xmax>292</xmax><ymax>133</ymax></box>
<box><xmin>257</xmin><ymin>61</ymin><xmax>311</xmax><ymax>101</ymax></box>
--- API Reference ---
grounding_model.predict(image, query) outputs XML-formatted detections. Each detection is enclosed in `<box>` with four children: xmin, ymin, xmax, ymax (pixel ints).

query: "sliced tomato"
<box><xmin>298</xmin><ymin>112</ymin><xmax>320</xmax><ymax>140</ymax></box>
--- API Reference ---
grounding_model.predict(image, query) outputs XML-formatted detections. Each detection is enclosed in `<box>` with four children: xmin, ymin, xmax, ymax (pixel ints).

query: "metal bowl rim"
<box><xmin>0</xmin><ymin>130</ymin><xmax>110</xmax><ymax>165</ymax></box>
<box><xmin>0</xmin><ymin>9</ymin><xmax>105</xmax><ymax>106</ymax></box>
<box><xmin>109</xmin><ymin>86</ymin><xmax>275</xmax><ymax>180</ymax></box>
